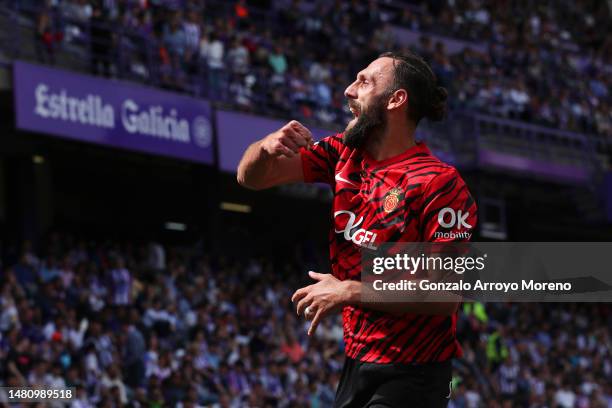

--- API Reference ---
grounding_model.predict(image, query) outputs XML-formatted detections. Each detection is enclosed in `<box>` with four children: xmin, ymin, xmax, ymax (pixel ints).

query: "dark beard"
<box><xmin>343</xmin><ymin>97</ymin><xmax>387</xmax><ymax>149</ymax></box>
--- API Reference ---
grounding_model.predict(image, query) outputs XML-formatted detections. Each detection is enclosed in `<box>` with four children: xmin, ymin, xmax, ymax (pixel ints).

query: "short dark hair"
<box><xmin>379</xmin><ymin>51</ymin><xmax>448</xmax><ymax>123</ymax></box>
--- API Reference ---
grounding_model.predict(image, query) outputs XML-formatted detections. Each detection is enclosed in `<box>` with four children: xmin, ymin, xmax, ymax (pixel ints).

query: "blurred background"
<box><xmin>0</xmin><ymin>0</ymin><xmax>610</xmax><ymax>407</ymax></box>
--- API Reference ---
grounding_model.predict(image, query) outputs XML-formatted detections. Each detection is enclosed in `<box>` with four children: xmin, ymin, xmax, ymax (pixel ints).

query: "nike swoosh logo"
<box><xmin>335</xmin><ymin>172</ymin><xmax>358</xmax><ymax>187</ymax></box>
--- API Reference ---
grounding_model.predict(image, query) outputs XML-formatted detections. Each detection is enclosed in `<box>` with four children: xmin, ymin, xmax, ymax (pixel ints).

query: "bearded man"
<box><xmin>237</xmin><ymin>51</ymin><xmax>477</xmax><ymax>408</ymax></box>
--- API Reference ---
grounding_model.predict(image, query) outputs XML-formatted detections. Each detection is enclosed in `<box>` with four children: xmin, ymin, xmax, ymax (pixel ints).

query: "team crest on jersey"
<box><xmin>383</xmin><ymin>187</ymin><xmax>403</xmax><ymax>213</ymax></box>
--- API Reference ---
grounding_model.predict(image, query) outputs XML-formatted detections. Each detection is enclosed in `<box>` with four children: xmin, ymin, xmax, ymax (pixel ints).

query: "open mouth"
<box><xmin>349</xmin><ymin>105</ymin><xmax>360</xmax><ymax>118</ymax></box>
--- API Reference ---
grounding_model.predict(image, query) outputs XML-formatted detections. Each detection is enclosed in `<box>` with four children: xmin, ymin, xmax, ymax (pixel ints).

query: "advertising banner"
<box><xmin>13</xmin><ymin>61</ymin><xmax>214</xmax><ymax>164</ymax></box>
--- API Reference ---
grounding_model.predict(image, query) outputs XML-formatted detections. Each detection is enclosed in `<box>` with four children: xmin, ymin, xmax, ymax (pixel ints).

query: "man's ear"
<box><xmin>387</xmin><ymin>89</ymin><xmax>408</xmax><ymax>110</ymax></box>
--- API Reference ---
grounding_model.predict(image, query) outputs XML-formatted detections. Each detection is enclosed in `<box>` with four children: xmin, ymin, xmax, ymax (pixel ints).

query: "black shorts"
<box><xmin>334</xmin><ymin>357</ymin><xmax>452</xmax><ymax>408</ymax></box>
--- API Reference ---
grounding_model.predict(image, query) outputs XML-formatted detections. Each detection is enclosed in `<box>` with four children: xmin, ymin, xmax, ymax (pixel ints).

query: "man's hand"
<box><xmin>291</xmin><ymin>271</ymin><xmax>351</xmax><ymax>336</ymax></box>
<box><xmin>261</xmin><ymin>120</ymin><xmax>314</xmax><ymax>158</ymax></box>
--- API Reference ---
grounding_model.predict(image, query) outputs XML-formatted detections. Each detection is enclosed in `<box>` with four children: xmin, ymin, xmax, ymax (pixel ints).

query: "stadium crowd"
<box><xmin>26</xmin><ymin>0</ymin><xmax>612</xmax><ymax>137</ymax></box>
<box><xmin>0</xmin><ymin>233</ymin><xmax>610</xmax><ymax>407</ymax></box>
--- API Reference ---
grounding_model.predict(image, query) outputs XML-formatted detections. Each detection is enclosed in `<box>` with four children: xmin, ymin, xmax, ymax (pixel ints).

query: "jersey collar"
<box><xmin>361</xmin><ymin>141</ymin><xmax>431</xmax><ymax>169</ymax></box>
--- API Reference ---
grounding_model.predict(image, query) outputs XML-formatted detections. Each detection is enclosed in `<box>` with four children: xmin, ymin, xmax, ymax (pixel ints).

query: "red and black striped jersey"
<box><xmin>300</xmin><ymin>134</ymin><xmax>477</xmax><ymax>364</ymax></box>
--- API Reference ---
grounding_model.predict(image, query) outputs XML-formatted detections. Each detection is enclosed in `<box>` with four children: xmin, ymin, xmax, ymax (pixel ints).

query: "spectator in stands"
<box><xmin>183</xmin><ymin>10</ymin><xmax>201</xmax><ymax>57</ymax></box>
<box><xmin>182</xmin><ymin>9</ymin><xmax>200</xmax><ymax>76</ymax></box>
<box><xmin>268</xmin><ymin>45</ymin><xmax>288</xmax><ymax>80</ymax></box>
<box><xmin>312</xmin><ymin>77</ymin><xmax>332</xmax><ymax>108</ymax></box>
<box><xmin>199</xmin><ymin>32</ymin><xmax>225</xmax><ymax>101</ymax></box>
<box><xmin>0</xmin><ymin>232</ymin><xmax>610</xmax><ymax>405</ymax></box>
<box><xmin>120</xmin><ymin>312</ymin><xmax>146</xmax><ymax>388</ymax></box>
<box><xmin>233</xmin><ymin>0</ymin><xmax>250</xmax><ymax>29</ymax></box>
<box><xmin>109</xmin><ymin>257</ymin><xmax>132</xmax><ymax>306</ymax></box>
<box><xmin>35</xmin><ymin>9</ymin><xmax>62</xmax><ymax>65</ymax></box>
<box><xmin>229</xmin><ymin>73</ymin><xmax>255</xmax><ymax>109</ymax></box>
<box><xmin>60</xmin><ymin>0</ymin><xmax>92</xmax><ymax>44</ymax></box>
<box><xmin>147</xmin><ymin>241</ymin><xmax>166</xmax><ymax>272</ymax></box>
<box><xmin>226</xmin><ymin>36</ymin><xmax>249</xmax><ymax>75</ymax></box>
<box><xmin>162</xmin><ymin>12</ymin><xmax>187</xmax><ymax>86</ymax></box>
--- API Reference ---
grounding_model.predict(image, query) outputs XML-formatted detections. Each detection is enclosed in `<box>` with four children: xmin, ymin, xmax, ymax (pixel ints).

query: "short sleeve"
<box><xmin>300</xmin><ymin>134</ymin><xmax>345</xmax><ymax>185</ymax></box>
<box><xmin>420</xmin><ymin>168</ymin><xmax>477</xmax><ymax>242</ymax></box>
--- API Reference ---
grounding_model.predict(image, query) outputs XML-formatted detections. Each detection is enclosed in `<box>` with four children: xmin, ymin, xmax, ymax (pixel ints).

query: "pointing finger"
<box><xmin>308</xmin><ymin>307</ymin><xmax>324</xmax><ymax>336</ymax></box>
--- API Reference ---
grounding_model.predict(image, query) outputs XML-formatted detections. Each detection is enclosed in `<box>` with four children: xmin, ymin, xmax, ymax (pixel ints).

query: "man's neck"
<box><xmin>365</xmin><ymin>119</ymin><xmax>417</xmax><ymax>161</ymax></box>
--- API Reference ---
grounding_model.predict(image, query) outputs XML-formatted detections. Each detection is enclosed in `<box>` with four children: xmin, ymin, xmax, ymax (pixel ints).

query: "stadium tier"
<box><xmin>0</xmin><ymin>1</ymin><xmax>611</xmax><ymax>407</ymax></box>
<box><xmin>1</xmin><ymin>235</ymin><xmax>611</xmax><ymax>406</ymax></box>
<box><xmin>0</xmin><ymin>0</ymin><xmax>610</xmax><ymax>138</ymax></box>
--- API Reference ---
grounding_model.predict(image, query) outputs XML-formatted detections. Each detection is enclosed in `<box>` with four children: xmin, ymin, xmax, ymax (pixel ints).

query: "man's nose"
<box><xmin>344</xmin><ymin>81</ymin><xmax>357</xmax><ymax>99</ymax></box>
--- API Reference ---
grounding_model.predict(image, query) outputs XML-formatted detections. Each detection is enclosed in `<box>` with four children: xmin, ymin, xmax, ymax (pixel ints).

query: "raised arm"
<box><xmin>237</xmin><ymin>120</ymin><xmax>314</xmax><ymax>190</ymax></box>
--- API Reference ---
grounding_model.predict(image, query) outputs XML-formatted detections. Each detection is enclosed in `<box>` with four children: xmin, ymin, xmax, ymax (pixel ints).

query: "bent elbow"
<box><xmin>236</xmin><ymin>173</ymin><xmax>251</xmax><ymax>189</ymax></box>
<box><xmin>236</xmin><ymin>173</ymin><xmax>265</xmax><ymax>190</ymax></box>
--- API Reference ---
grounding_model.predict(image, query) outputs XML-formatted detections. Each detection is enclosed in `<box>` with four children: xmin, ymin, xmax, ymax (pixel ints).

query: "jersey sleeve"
<box><xmin>300</xmin><ymin>134</ymin><xmax>345</xmax><ymax>185</ymax></box>
<box><xmin>420</xmin><ymin>167</ymin><xmax>477</xmax><ymax>242</ymax></box>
